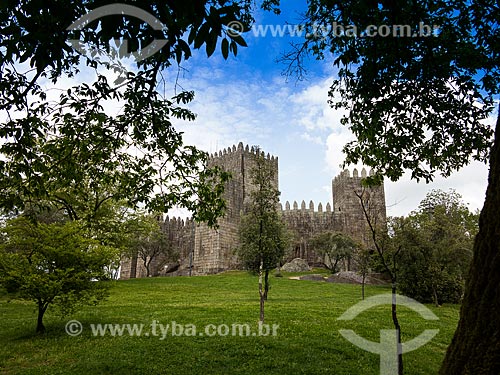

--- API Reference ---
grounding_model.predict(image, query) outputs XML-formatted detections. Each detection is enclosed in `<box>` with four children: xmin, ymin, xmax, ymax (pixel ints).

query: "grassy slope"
<box><xmin>0</xmin><ymin>272</ymin><xmax>459</xmax><ymax>374</ymax></box>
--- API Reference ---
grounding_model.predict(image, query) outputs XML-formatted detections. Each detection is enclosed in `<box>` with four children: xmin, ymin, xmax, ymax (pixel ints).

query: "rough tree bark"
<box><xmin>36</xmin><ymin>300</ymin><xmax>48</xmax><ymax>333</ymax></box>
<box><xmin>440</xmin><ymin>105</ymin><xmax>500</xmax><ymax>374</ymax></box>
<box><xmin>143</xmin><ymin>257</ymin><xmax>152</xmax><ymax>277</ymax></box>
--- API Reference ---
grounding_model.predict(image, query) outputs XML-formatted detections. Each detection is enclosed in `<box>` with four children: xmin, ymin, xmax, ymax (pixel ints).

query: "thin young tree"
<box><xmin>238</xmin><ymin>149</ymin><xmax>287</xmax><ymax>322</ymax></box>
<box><xmin>352</xmin><ymin>246</ymin><xmax>372</xmax><ymax>300</ymax></box>
<box><xmin>356</xmin><ymin>188</ymin><xmax>403</xmax><ymax>375</ymax></box>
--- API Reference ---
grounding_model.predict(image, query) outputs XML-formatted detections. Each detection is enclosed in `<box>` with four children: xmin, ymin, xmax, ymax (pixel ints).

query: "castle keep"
<box><xmin>120</xmin><ymin>143</ymin><xmax>386</xmax><ymax>278</ymax></box>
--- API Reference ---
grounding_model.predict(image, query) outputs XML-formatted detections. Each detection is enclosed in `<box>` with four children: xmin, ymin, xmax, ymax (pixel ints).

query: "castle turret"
<box><xmin>193</xmin><ymin>144</ymin><xmax>278</xmax><ymax>274</ymax></box>
<box><xmin>332</xmin><ymin>168</ymin><xmax>386</xmax><ymax>248</ymax></box>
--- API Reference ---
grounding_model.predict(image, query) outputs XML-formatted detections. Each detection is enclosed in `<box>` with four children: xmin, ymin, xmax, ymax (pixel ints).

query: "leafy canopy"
<box><xmin>0</xmin><ymin>1</ymin><xmax>268</xmax><ymax>225</ymax></box>
<box><xmin>395</xmin><ymin>190</ymin><xmax>477</xmax><ymax>304</ymax></box>
<box><xmin>0</xmin><ymin>217</ymin><xmax>112</xmax><ymax>332</ymax></box>
<box><xmin>282</xmin><ymin>0</ymin><xmax>499</xmax><ymax>182</ymax></box>
<box><xmin>123</xmin><ymin>212</ymin><xmax>177</xmax><ymax>277</ymax></box>
<box><xmin>310</xmin><ymin>231</ymin><xmax>358</xmax><ymax>273</ymax></box>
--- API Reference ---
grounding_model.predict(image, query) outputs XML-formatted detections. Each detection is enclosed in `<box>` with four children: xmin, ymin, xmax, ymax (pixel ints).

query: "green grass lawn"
<box><xmin>0</xmin><ymin>272</ymin><xmax>459</xmax><ymax>374</ymax></box>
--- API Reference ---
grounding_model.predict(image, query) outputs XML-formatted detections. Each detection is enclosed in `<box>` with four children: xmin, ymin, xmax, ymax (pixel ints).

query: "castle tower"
<box><xmin>192</xmin><ymin>143</ymin><xmax>279</xmax><ymax>274</ymax></box>
<box><xmin>120</xmin><ymin>145</ymin><xmax>388</xmax><ymax>278</ymax></box>
<box><xmin>332</xmin><ymin>168</ymin><xmax>386</xmax><ymax>249</ymax></box>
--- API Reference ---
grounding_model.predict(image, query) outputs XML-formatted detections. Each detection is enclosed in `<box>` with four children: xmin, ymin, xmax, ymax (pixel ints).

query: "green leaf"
<box><xmin>221</xmin><ymin>38</ymin><xmax>229</xmax><ymax>59</ymax></box>
<box><xmin>194</xmin><ymin>23</ymin><xmax>210</xmax><ymax>50</ymax></box>
<box><xmin>206</xmin><ymin>32</ymin><xmax>217</xmax><ymax>57</ymax></box>
<box><xmin>229</xmin><ymin>34</ymin><xmax>248</xmax><ymax>47</ymax></box>
<box><xmin>230</xmin><ymin>41</ymin><xmax>238</xmax><ymax>56</ymax></box>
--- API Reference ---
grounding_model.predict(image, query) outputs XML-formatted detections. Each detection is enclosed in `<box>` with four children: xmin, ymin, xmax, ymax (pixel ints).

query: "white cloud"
<box><xmin>30</xmin><ymin>52</ymin><xmax>492</xmax><ymax>219</ymax></box>
<box><xmin>300</xmin><ymin>132</ymin><xmax>323</xmax><ymax>145</ymax></box>
<box><xmin>385</xmin><ymin>161</ymin><xmax>489</xmax><ymax>217</ymax></box>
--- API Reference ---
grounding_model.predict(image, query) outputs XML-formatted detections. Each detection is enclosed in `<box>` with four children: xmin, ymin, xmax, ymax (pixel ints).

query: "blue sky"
<box><xmin>35</xmin><ymin>3</ymin><xmax>493</xmax><ymax>218</ymax></box>
<box><xmin>165</xmin><ymin>4</ymin><xmax>493</xmax><ymax>218</ymax></box>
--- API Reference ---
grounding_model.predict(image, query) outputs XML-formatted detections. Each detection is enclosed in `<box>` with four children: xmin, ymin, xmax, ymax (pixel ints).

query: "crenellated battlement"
<box><xmin>163</xmin><ymin>216</ymin><xmax>194</xmax><ymax>229</ymax></box>
<box><xmin>120</xmin><ymin>143</ymin><xmax>387</xmax><ymax>279</ymax></box>
<box><xmin>333</xmin><ymin>167</ymin><xmax>376</xmax><ymax>182</ymax></box>
<box><xmin>208</xmin><ymin>142</ymin><xmax>278</xmax><ymax>163</ymax></box>
<box><xmin>280</xmin><ymin>200</ymin><xmax>332</xmax><ymax>213</ymax></box>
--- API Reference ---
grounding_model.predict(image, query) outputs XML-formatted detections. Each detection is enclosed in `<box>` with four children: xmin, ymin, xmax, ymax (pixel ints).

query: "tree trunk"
<box><xmin>357</xmin><ymin>189</ymin><xmax>403</xmax><ymax>374</ymax></box>
<box><xmin>36</xmin><ymin>301</ymin><xmax>47</xmax><ymax>334</ymax></box>
<box><xmin>259</xmin><ymin>258</ymin><xmax>265</xmax><ymax>322</ymax></box>
<box><xmin>391</xmin><ymin>283</ymin><xmax>403</xmax><ymax>375</ymax></box>
<box><xmin>362</xmin><ymin>274</ymin><xmax>366</xmax><ymax>300</ymax></box>
<box><xmin>432</xmin><ymin>284</ymin><xmax>439</xmax><ymax>307</ymax></box>
<box><xmin>143</xmin><ymin>254</ymin><xmax>151</xmax><ymax>277</ymax></box>
<box><xmin>263</xmin><ymin>269</ymin><xmax>269</xmax><ymax>301</ymax></box>
<box><xmin>440</xmin><ymin>105</ymin><xmax>500</xmax><ymax>374</ymax></box>
<box><xmin>332</xmin><ymin>258</ymin><xmax>339</xmax><ymax>274</ymax></box>
<box><xmin>258</xmin><ymin>212</ymin><xmax>265</xmax><ymax>322</ymax></box>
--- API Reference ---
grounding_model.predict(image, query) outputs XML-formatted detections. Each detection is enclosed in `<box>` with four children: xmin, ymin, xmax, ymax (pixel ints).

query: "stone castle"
<box><xmin>120</xmin><ymin>142</ymin><xmax>386</xmax><ymax>278</ymax></box>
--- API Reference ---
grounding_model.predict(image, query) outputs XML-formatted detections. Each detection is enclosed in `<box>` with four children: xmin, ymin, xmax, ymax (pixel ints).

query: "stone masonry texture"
<box><xmin>120</xmin><ymin>143</ymin><xmax>386</xmax><ymax>278</ymax></box>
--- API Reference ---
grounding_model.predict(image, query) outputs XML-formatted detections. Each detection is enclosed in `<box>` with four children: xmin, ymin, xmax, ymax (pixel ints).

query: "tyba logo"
<box><xmin>67</xmin><ymin>4</ymin><xmax>167</xmax><ymax>62</ymax></box>
<box><xmin>337</xmin><ymin>293</ymin><xmax>439</xmax><ymax>374</ymax></box>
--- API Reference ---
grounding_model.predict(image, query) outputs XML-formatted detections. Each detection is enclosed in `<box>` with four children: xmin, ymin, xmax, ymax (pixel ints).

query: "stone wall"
<box><xmin>192</xmin><ymin>142</ymin><xmax>278</xmax><ymax>274</ymax></box>
<box><xmin>161</xmin><ymin>217</ymin><xmax>195</xmax><ymax>273</ymax></box>
<box><xmin>119</xmin><ymin>143</ymin><xmax>387</xmax><ymax>279</ymax></box>
<box><xmin>120</xmin><ymin>216</ymin><xmax>194</xmax><ymax>278</ymax></box>
<box><xmin>280</xmin><ymin>200</ymin><xmax>342</xmax><ymax>264</ymax></box>
<box><xmin>119</xmin><ymin>256</ymin><xmax>138</xmax><ymax>279</ymax></box>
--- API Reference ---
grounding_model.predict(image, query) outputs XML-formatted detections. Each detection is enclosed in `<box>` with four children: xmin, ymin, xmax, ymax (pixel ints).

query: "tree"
<box><xmin>356</xmin><ymin>188</ymin><xmax>404</xmax><ymax>374</ymax></box>
<box><xmin>124</xmin><ymin>213</ymin><xmax>177</xmax><ymax>277</ymax></box>
<box><xmin>310</xmin><ymin>231</ymin><xmax>357</xmax><ymax>273</ymax></box>
<box><xmin>1</xmin><ymin>0</ymin><xmax>282</xmax><ymax>338</ymax></box>
<box><xmin>0</xmin><ymin>217</ymin><xmax>111</xmax><ymax>333</ymax></box>
<box><xmin>238</xmin><ymin>149</ymin><xmax>288</xmax><ymax>322</ymax></box>
<box><xmin>278</xmin><ymin>0</ymin><xmax>499</xmax><ymax>372</ymax></box>
<box><xmin>396</xmin><ymin>190</ymin><xmax>477</xmax><ymax>306</ymax></box>
<box><xmin>85</xmin><ymin>201</ymin><xmax>133</xmax><ymax>280</ymax></box>
<box><xmin>22</xmin><ymin>194</ymin><xmax>135</xmax><ymax>281</ymax></box>
<box><xmin>352</xmin><ymin>245</ymin><xmax>373</xmax><ymax>300</ymax></box>
<box><xmin>0</xmin><ymin>1</ymin><xmax>262</xmax><ymax>226</ymax></box>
